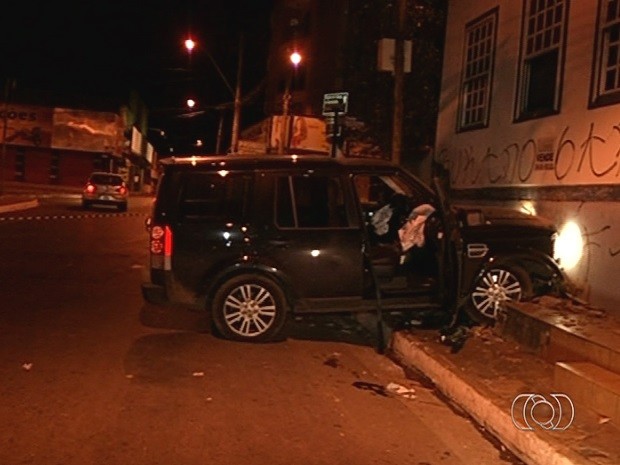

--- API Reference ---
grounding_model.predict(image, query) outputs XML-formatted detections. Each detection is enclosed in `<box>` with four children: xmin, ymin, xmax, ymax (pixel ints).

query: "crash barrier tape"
<box><xmin>0</xmin><ymin>212</ymin><xmax>148</xmax><ymax>222</ymax></box>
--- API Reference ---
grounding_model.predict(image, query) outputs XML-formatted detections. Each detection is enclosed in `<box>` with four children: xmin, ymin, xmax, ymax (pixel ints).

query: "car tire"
<box><xmin>118</xmin><ymin>203</ymin><xmax>128</xmax><ymax>212</ymax></box>
<box><xmin>211</xmin><ymin>274</ymin><xmax>288</xmax><ymax>342</ymax></box>
<box><xmin>82</xmin><ymin>200</ymin><xmax>91</xmax><ymax>209</ymax></box>
<box><xmin>466</xmin><ymin>265</ymin><xmax>533</xmax><ymax>325</ymax></box>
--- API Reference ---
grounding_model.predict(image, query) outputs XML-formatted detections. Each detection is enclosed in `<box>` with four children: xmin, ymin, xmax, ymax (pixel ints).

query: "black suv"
<box><xmin>142</xmin><ymin>155</ymin><xmax>565</xmax><ymax>342</ymax></box>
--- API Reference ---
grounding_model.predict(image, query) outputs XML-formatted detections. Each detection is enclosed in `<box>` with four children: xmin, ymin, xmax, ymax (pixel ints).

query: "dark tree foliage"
<box><xmin>342</xmin><ymin>0</ymin><xmax>447</xmax><ymax>167</ymax></box>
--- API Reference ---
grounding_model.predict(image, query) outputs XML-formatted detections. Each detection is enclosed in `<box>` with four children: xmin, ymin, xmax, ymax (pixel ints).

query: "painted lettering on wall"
<box><xmin>438</xmin><ymin>122</ymin><xmax>620</xmax><ymax>186</ymax></box>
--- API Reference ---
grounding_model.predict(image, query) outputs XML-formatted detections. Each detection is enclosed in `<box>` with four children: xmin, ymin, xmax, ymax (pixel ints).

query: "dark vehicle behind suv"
<box><xmin>142</xmin><ymin>155</ymin><xmax>565</xmax><ymax>342</ymax></box>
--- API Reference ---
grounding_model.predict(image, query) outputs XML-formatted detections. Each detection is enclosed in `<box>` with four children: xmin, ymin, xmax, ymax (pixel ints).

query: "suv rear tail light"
<box><xmin>85</xmin><ymin>183</ymin><xmax>96</xmax><ymax>193</ymax></box>
<box><xmin>118</xmin><ymin>185</ymin><xmax>128</xmax><ymax>195</ymax></box>
<box><xmin>150</xmin><ymin>225</ymin><xmax>172</xmax><ymax>270</ymax></box>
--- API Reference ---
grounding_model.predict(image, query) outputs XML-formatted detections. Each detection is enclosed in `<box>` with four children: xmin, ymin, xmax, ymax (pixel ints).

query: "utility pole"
<box><xmin>230</xmin><ymin>34</ymin><xmax>244</xmax><ymax>154</ymax></box>
<box><xmin>278</xmin><ymin>88</ymin><xmax>291</xmax><ymax>155</ymax></box>
<box><xmin>0</xmin><ymin>78</ymin><xmax>14</xmax><ymax>196</ymax></box>
<box><xmin>278</xmin><ymin>51</ymin><xmax>302</xmax><ymax>155</ymax></box>
<box><xmin>391</xmin><ymin>0</ymin><xmax>406</xmax><ymax>165</ymax></box>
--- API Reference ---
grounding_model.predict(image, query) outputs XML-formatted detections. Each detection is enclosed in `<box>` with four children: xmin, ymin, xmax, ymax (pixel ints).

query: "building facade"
<box><xmin>0</xmin><ymin>99</ymin><xmax>155</xmax><ymax>190</ymax></box>
<box><xmin>435</xmin><ymin>0</ymin><xmax>620</xmax><ymax>309</ymax></box>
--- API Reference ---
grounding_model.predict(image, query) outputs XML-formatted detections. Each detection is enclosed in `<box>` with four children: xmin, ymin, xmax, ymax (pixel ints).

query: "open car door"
<box><xmin>432</xmin><ymin>175</ymin><xmax>465</xmax><ymax>319</ymax></box>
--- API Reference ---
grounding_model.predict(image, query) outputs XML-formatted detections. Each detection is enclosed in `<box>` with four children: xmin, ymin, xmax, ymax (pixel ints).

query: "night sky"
<box><xmin>2</xmin><ymin>0</ymin><xmax>274</xmax><ymax>153</ymax></box>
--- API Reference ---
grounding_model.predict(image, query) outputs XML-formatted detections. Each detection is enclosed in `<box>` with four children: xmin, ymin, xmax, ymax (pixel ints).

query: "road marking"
<box><xmin>0</xmin><ymin>212</ymin><xmax>148</xmax><ymax>222</ymax></box>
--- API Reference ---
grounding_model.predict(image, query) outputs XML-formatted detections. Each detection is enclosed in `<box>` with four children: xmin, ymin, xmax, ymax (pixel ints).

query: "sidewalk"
<box><xmin>0</xmin><ymin>195</ymin><xmax>39</xmax><ymax>214</ymax></box>
<box><xmin>0</xmin><ymin>181</ymin><xmax>79</xmax><ymax>214</ymax></box>
<box><xmin>386</xmin><ymin>298</ymin><xmax>620</xmax><ymax>465</ymax></box>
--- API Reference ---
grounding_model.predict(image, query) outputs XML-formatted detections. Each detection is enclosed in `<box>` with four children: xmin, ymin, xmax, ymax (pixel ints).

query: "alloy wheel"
<box><xmin>471</xmin><ymin>268</ymin><xmax>523</xmax><ymax>320</ymax></box>
<box><xmin>222</xmin><ymin>283</ymin><xmax>277</xmax><ymax>337</ymax></box>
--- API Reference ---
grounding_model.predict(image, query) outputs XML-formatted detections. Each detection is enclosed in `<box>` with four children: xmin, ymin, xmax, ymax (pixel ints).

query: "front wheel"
<box><xmin>211</xmin><ymin>274</ymin><xmax>288</xmax><ymax>342</ymax></box>
<box><xmin>466</xmin><ymin>266</ymin><xmax>533</xmax><ymax>324</ymax></box>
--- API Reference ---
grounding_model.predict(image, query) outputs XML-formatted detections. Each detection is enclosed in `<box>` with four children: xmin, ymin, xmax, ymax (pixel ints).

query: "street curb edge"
<box><xmin>0</xmin><ymin>199</ymin><xmax>40</xmax><ymax>214</ymax></box>
<box><xmin>390</xmin><ymin>332</ymin><xmax>589</xmax><ymax>465</ymax></box>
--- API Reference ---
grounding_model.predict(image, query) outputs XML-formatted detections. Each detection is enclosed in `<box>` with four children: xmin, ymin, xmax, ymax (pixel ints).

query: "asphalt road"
<box><xmin>0</xmin><ymin>195</ymin><xmax>516</xmax><ymax>465</ymax></box>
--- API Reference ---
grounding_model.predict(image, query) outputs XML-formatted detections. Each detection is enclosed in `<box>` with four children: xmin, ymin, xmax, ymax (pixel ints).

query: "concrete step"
<box><xmin>555</xmin><ymin>361</ymin><xmax>620</xmax><ymax>426</ymax></box>
<box><xmin>496</xmin><ymin>298</ymin><xmax>620</xmax><ymax>375</ymax></box>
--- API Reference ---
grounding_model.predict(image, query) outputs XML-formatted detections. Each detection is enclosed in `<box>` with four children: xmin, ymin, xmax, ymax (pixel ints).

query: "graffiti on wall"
<box><xmin>437</xmin><ymin>122</ymin><xmax>620</xmax><ymax>187</ymax></box>
<box><xmin>568</xmin><ymin>203</ymin><xmax>620</xmax><ymax>296</ymax></box>
<box><xmin>52</xmin><ymin>108</ymin><xmax>123</xmax><ymax>154</ymax></box>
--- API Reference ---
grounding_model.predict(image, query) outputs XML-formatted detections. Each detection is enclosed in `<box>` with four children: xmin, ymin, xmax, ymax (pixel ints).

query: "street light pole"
<box><xmin>184</xmin><ymin>36</ymin><xmax>242</xmax><ymax>154</ymax></box>
<box><xmin>230</xmin><ymin>33</ymin><xmax>243</xmax><ymax>154</ymax></box>
<box><xmin>278</xmin><ymin>51</ymin><xmax>302</xmax><ymax>155</ymax></box>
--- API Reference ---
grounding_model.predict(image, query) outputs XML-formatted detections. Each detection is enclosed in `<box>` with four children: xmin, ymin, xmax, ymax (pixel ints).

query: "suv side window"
<box><xmin>275</xmin><ymin>175</ymin><xmax>350</xmax><ymax>228</ymax></box>
<box><xmin>178</xmin><ymin>172</ymin><xmax>251</xmax><ymax>222</ymax></box>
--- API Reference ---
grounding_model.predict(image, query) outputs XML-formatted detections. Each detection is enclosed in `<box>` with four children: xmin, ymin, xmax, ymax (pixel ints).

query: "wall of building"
<box><xmin>435</xmin><ymin>0</ymin><xmax>620</xmax><ymax>309</ymax></box>
<box><xmin>0</xmin><ymin>103</ymin><xmax>128</xmax><ymax>187</ymax></box>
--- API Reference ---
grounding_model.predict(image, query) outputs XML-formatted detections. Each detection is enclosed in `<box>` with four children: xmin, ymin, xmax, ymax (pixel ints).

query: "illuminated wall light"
<box><xmin>554</xmin><ymin>220</ymin><xmax>584</xmax><ymax>271</ymax></box>
<box><xmin>310</xmin><ymin>249</ymin><xmax>320</xmax><ymax>257</ymax></box>
<box><xmin>191</xmin><ymin>156</ymin><xmax>197</xmax><ymax>166</ymax></box>
<box><xmin>218</xmin><ymin>170</ymin><xmax>229</xmax><ymax>177</ymax></box>
<box><xmin>520</xmin><ymin>200</ymin><xmax>536</xmax><ymax>216</ymax></box>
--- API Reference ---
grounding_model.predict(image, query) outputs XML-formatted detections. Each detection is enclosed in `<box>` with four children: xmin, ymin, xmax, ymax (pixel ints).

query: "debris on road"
<box><xmin>323</xmin><ymin>352</ymin><xmax>341</xmax><ymax>368</ymax></box>
<box><xmin>386</xmin><ymin>382</ymin><xmax>416</xmax><ymax>399</ymax></box>
<box><xmin>439</xmin><ymin>325</ymin><xmax>471</xmax><ymax>353</ymax></box>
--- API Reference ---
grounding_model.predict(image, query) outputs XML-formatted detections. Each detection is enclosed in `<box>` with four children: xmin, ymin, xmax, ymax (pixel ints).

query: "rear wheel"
<box><xmin>211</xmin><ymin>274</ymin><xmax>288</xmax><ymax>342</ymax></box>
<box><xmin>466</xmin><ymin>265</ymin><xmax>533</xmax><ymax>324</ymax></box>
<box><xmin>117</xmin><ymin>202</ymin><xmax>128</xmax><ymax>212</ymax></box>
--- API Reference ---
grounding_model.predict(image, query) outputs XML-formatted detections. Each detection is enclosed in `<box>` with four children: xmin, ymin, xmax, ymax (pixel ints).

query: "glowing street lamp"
<box><xmin>186</xmin><ymin>98</ymin><xmax>196</xmax><ymax>109</ymax></box>
<box><xmin>184</xmin><ymin>38</ymin><xmax>196</xmax><ymax>53</ymax></box>
<box><xmin>290</xmin><ymin>51</ymin><xmax>302</xmax><ymax>66</ymax></box>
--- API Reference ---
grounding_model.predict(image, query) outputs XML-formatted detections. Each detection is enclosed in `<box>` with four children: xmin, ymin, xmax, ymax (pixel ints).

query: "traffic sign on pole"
<box><xmin>322</xmin><ymin>92</ymin><xmax>349</xmax><ymax>116</ymax></box>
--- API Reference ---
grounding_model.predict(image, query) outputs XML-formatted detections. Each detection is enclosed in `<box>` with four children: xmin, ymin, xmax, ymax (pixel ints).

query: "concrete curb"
<box><xmin>0</xmin><ymin>199</ymin><xmax>39</xmax><ymax>214</ymax></box>
<box><xmin>390</xmin><ymin>331</ymin><xmax>590</xmax><ymax>465</ymax></box>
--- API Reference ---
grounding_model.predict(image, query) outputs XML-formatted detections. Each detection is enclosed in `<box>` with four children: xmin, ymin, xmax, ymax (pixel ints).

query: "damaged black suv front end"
<box><xmin>446</xmin><ymin>202</ymin><xmax>565</xmax><ymax>324</ymax></box>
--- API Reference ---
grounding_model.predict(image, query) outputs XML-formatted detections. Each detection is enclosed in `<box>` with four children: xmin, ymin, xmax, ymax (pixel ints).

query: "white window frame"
<box><xmin>457</xmin><ymin>8</ymin><xmax>498</xmax><ymax>132</ymax></box>
<box><xmin>515</xmin><ymin>0</ymin><xmax>569</xmax><ymax>121</ymax></box>
<box><xmin>591</xmin><ymin>0</ymin><xmax>620</xmax><ymax>106</ymax></box>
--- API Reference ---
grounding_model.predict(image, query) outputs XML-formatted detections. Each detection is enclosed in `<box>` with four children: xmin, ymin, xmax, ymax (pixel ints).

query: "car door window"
<box><xmin>178</xmin><ymin>172</ymin><xmax>251</xmax><ymax>222</ymax></box>
<box><xmin>275</xmin><ymin>174</ymin><xmax>350</xmax><ymax>229</ymax></box>
<box><xmin>353</xmin><ymin>173</ymin><xmax>436</xmax><ymax>241</ymax></box>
